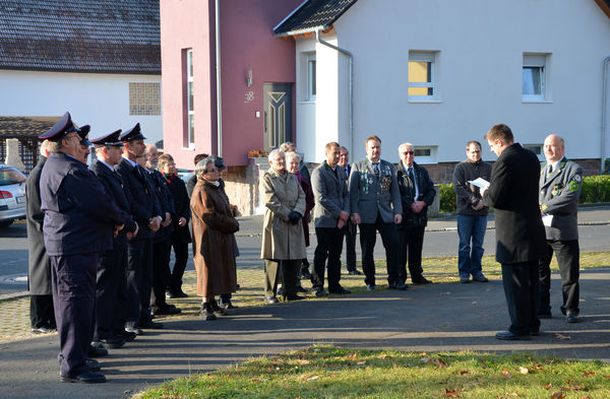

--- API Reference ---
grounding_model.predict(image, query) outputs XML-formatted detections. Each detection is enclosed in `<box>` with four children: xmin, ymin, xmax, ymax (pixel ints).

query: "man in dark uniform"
<box><xmin>39</xmin><ymin>112</ymin><xmax>125</xmax><ymax>383</ymax></box>
<box><xmin>26</xmin><ymin>139</ymin><xmax>56</xmax><ymax>334</ymax></box>
<box><xmin>481</xmin><ymin>123</ymin><xmax>546</xmax><ymax>340</ymax></box>
<box><xmin>144</xmin><ymin>144</ymin><xmax>180</xmax><ymax>316</ymax></box>
<box><xmin>338</xmin><ymin>146</ymin><xmax>361</xmax><ymax>275</ymax></box>
<box><xmin>116</xmin><ymin>124</ymin><xmax>163</xmax><ymax>334</ymax></box>
<box><xmin>90</xmin><ymin>130</ymin><xmax>139</xmax><ymax>348</ymax></box>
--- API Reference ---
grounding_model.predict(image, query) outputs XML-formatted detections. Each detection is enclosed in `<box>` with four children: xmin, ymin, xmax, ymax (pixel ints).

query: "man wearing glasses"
<box><xmin>396</xmin><ymin>143</ymin><xmax>436</xmax><ymax>286</ymax></box>
<box><xmin>39</xmin><ymin>112</ymin><xmax>126</xmax><ymax>383</ymax></box>
<box><xmin>452</xmin><ymin>141</ymin><xmax>492</xmax><ymax>283</ymax></box>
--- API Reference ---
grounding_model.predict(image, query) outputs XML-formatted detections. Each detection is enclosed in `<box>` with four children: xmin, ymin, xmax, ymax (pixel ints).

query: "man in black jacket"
<box><xmin>396</xmin><ymin>143</ymin><xmax>436</xmax><ymax>285</ymax></box>
<box><xmin>90</xmin><ymin>130</ymin><xmax>139</xmax><ymax>348</ymax></box>
<box><xmin>26</xmin><ymin>139</ymin><xmax>56</xmax><ymax>334</ymax></box>
<box><xmin>452</xmin><ymin>141</ymin><xmax>492</xmax><ymax>283</ymax></box>
<box><xmin>482</xmin><ymin>123</ymin><xmax>546</xmax><ymax>340</ymax></box>
<box><xmin>117</xmin><ymin>124</ymin><xmax>163</xmax><ymax>333</ymax></box>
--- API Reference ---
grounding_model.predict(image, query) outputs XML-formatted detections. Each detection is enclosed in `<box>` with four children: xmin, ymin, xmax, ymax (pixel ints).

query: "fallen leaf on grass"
<box><xmin>294</xmin><ymin>359</ymin><xmax>311</xmax><ymax>366</ymax></box>
<box><xmin>458</xmin><ymin>370</ymin><xmax>470</xmax><ymax>376</ymax></box>
<box><xmin>533</xmin><ymin>364</ymin><xmax>545</xmax><ymax>371</ymax></box>
<box><xmin>550</xmin><ymin>392</ymin><xmax>566</xmax><ymax>399</ymax></box>
<box><xmin>562</xmin><ymin>384</ymin><xmax>584</xmax><ymax>391</ymax></box>
<box><xmin>519</xmin><ymin>367</ymin><xmax>529</xmax><ymax>375</ymax></box>
<box><xmin>356</xmin><ymin>361</ymin><xmax>366</xmax><ymax>366</ymax></box>
<box><xmin>579</xmin><ymin>396</ymin><xmax>592</xmax><ymax>399</ymax></box>
<box><xmin>421</xmin><ymin>357</ymin><xmax>448</xmax><ymax>368</ymax></box>
<box><xmin>582</xmin><ymin>371</ymin><xmax>595</xmax><ymax>377</ymax></box>
<box><xmin>444</xmin><ymin>388</ymin><xmax>460</xmax><ymax>397</ymax></box>
<box><xmin>555</xmin><ymin>333</ymin><xmax>571</xmax><ymax>340</ymax></box>
<box><xmin>306</xmin><ymin>375</ymin><xmax>320</xmax><ymax>382</ymax></box>
<box><xmin>501</xmin><ymin>369</ymin><xmax>512</xmax><ymax>378</ymax></box>
<box><xmin>544</xmin><ymin>383</ymin><xmax>553</xmax><ymax>390</ymax></box>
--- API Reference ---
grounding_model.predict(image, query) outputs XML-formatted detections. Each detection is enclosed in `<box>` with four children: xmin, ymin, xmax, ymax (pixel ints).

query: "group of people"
<box><xmin>25</xmin><ymin>113</ymin><xmax>583</xmax><ymax>383</ymax></box>
<box><xmin>25</xmin><ymin>112</ymin><xmax>234</xmax><ymax>384</ymax></box>
<box><xmin>262</xmin><ymin>124</ymin><xmax>583</xmax><ymax>343</ymax></box>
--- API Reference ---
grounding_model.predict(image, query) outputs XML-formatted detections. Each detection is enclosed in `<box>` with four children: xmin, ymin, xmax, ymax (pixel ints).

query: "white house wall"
<box><xmin>0</xmin><ymin>70</ymin><xmax>162</xmax><ymax>144</ymax></box>
<box><xmin>309</xmin><ymin>0</ymin><xmax>610</xmax><ymax>164</ymax></box>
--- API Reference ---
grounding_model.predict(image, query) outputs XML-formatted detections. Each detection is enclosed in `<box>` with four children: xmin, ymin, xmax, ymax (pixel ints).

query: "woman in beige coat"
<box><xmin>191</xmin><ymin>158</ymin><xmax>239</xmax><ymax>320</ymax></box>
<box><xmin>261</xmin><ymin>149</ymin><xmax>307</xmax><ymax>303</ymax></box>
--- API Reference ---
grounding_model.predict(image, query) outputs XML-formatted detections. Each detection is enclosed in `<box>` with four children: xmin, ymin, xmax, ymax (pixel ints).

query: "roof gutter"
<box><xmin>215</xmin><ymin>0</ymin><xmax>223</xmax><ymax>156</ymax></box>
<box><xmin>602</xmin><ymin>56</ymin><xmax>610</xmax><ymax>173</ymax></box>
<box><xmin>315</xmin><ymin>29</ymin><xmax>354</xmax><ymax>155</ymax></box>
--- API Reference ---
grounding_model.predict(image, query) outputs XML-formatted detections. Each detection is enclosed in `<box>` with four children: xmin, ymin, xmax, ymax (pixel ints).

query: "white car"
<box><xmin>0</xmin><ymin>164</ymin><xmax>27</xmax><ymax>228</ymax></box>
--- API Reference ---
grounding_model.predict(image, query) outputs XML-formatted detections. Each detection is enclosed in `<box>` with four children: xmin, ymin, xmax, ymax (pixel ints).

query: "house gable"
<box><xmin>596</xmin><ymin>0</ymin><xmax>610</xmax><ymax>17</ymax></box>
<box><xmin>0</xmin><ymin>0</ymin><xmax>160</xmax><ymax>74</ymax></box>
<box><xmin>274</xmin><ymin>0</ymin><xmax>358</xmax><ymax>37</ymax></box>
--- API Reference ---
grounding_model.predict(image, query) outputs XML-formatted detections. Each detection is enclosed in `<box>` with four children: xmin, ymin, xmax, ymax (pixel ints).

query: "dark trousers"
<box><xmin>358</xmin><ymin>216</ymin><xmax>400</xmax><ymax>286</ymax></box>
<box><xmin>126</xmin><ymin>238</ymin><xmax>153</xmax><ymax>325</ymax></box>
<box><xmin>501</xmin><ymin>261</ymin><xmax>540</xmax><ymax>335</ymax></box>
<box><xmin>151</xmin><ymin>238</ymin><xmax>172</xmax><ymax>310</ymax></box>
<box><xmin>168</xmin><ymin>235</ymin><xmax>189</xmax><ymax>293</ymax></box>
<box><xmin>313</xmin><ymin>227</ymin><xmax>345</xmax><ymax>290</ymax></box>
<box><xmin>50</xmin><ymin>253</ymin><xmax>98</xmax><ymax>378</ymax></box>
<box><xmin>30</xmin><ymin>294</ymin><xmax>56</xmax><ymax>329</ymax></box>
<box><xmin>538</xmin><ymin>239</ymin><xmax>580</xmax><ymax>316</ymax></box>
<box><xmin>93</xmin><ymin>248</ymin><xmax>127</xmax><ymax>341</ymax></box>
<box><xmin>397</xmin><ymin>224</ymin><xmax>425</xmax><ymax>283</ymax></box>
<box><xmin>264</xmin><ymin>259</ymin><xmax>299</xmax><ymax>297</ymax></box>
<box><xmin>344</xmin><ymin>219</ymin><xmax>357</xmax><ymax>272</ymax></box>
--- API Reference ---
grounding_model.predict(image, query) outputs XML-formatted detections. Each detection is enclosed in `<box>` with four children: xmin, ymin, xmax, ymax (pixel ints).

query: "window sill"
<box><xmin>521</xmin><ymin>99</ymin><xmax>553</xmax><ymax>104</ymax></box>
<box><xmin>408</xmin><ymin>99</ymin><xmax>443</xmax><ymax>104</ymax></box>
<box><xmin>299</xmin><ymin>100</ymin><xmax>316</xmax><ymax>105</ymax></box>
<box><xmin>182</xmin><ymin>146</ymin><xmax>196</xmax><ymax>151</ymax></box>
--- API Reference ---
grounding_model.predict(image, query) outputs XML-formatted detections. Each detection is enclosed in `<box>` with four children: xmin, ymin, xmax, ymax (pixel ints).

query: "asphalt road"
<box><xmin>2</xmin><ymin>218</ymin><xmax>610</xmax><ymax>295</ymax></box>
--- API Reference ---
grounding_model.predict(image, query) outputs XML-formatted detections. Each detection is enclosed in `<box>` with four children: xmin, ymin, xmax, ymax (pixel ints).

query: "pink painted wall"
<box><xmin>219</xmin><ymin>0</ymin><xmax>301</xmax><ymax>166</ymax></box>
<box><xmin>160</xmin><ymin>0</ymin><xmax>216</xmax><ymax>169</ymax></box>
<box><xmin>161</xmin><ymin>0</ymin><xmax>300</xmax><ymax>168</ymax></box>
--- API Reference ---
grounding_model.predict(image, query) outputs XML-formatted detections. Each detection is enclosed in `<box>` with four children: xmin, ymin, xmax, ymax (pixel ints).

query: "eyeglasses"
<box><xmin>205</xmin><ymin>168</ymin><xmax>218</xmax><ymax>174</ymax></box>
<box><xmin>402</xmin><ymin>151</ymin><xmax>414</xmax><ymax>155</ymax></box>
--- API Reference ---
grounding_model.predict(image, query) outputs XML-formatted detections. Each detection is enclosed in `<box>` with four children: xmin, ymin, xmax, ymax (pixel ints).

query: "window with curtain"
<box><xmin>408</xmin><ymin>51</ymin><xmax>438</xmax><ymax>100</ymax></box>
<box><xmin>523</xmin><ymin>53</ymin><xmax>549</xmax><ymax>102</ymax></box>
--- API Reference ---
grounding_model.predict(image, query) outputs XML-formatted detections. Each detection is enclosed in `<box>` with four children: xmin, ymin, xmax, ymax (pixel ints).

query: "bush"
<box><xmin>438</xmin><ymin>183</ymin><xmax>456</xmax><ymax>213</ymax></box>
<box><xmin>580</xmin><ymin>175</ymin><xmax>610</xmax><ymax>204</ymax></box>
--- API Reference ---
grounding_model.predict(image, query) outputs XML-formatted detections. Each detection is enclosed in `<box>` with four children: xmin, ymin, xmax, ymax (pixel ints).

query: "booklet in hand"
<box><xmin>467</xmin><ymin>177</ymin><xmax>490</xmax><ymax>190</ymax></box>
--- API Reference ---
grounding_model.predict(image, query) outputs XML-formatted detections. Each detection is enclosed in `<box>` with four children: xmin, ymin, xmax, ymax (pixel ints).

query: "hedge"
<box><xmin>438</xmin><ymin>175</ymin><xmax>610</xmax><ymax>213</ymax></box>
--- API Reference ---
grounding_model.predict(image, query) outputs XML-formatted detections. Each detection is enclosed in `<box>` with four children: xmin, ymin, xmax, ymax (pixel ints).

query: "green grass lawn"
<box><xmin>136</xmin><ymin>346</ymin><xmax>610</xmax><ymax>399</ymax></box>
<box><xmin>135</xmin><ymin>253</ymin><xmax>610</xmax><ymax>399</ymax></box>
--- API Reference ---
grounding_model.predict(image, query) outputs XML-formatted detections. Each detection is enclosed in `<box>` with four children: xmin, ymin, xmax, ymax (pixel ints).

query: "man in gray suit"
<box><xmin>311</xmin><ymin>142</ymin><xmax>351</xmax><ymax>297</ymax></box>
<box><xmin>538</xmin><ymin>134</ymin><xmax>583</xmax><ymax>323</ymax></box>
<box><xmin>349</xmin><ymin>135</ymin><xmax>403</xmax><ymax>290</ymax></box>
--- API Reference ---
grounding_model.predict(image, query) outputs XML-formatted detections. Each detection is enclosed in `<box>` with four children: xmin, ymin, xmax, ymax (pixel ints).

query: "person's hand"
<box><xmin>339</xmin><ymin>210</ymin><xmax>350</xmax><ymax>222</ymax></box>
<box><xmin>351</xmin><ymin>213</ymin><xmax>361</xmax><ymax>224</ymax></box>
<box><xmin>161</xmin><ymin>212</ymin><xmax>172</xmax><ymax>227</ymax></box>
<box><xmin>178</xmin><ymin>217</ymin><xmax>187</xmax><ymax>227</ymax></box>
<box><xmin>471</xmin><ymin>200</ymin><xmax>485</xmax><ymax>211</ymax></box>
<box><xmin>394</xmin><ymin>213</ymin><xmax>402</xmax><ymax>224</ymax></box>
<box><xmin>337</xmin><ymin>218</ymin><xmax>345</xmax><ymax>229</ymax></box>
<box><xmin>480</xmin><ymin>186</ymin><xmax>488</xmax><ymax>197</ymax></box>
<box><xmin>149</xmin><ymin>216</ymin><xmax>161</xmax><ymax>232</ymax></box>
<box><xmin>288</xmin><ymin>211</ymin><xmax>302</xmax><ymax>225</ymax></box>
<box><xmin>127</xmin><ymin>222</ymin><xmax>139</xmax><ymax>240</ymax></box>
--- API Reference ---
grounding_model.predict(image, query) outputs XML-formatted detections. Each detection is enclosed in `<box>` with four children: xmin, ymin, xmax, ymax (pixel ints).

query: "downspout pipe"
<box><xmin>315</xmin><ymin>29</ymin><xmax>354</xmax><ymax>155</ymax></box>
<box><xmin>215</xmin><ymin>0</ymin><xmax>223</xmax><ymax>156</ymax></box>
<box><xmin>601</xmin><ymin>56</ymin><xmax>610</xmax><ymax>173</ymax></box>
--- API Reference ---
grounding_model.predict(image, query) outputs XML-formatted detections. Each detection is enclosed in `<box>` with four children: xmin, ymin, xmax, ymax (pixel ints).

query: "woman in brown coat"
<box><xmin>261</xmin><ymin>149</ymin><xmax>307</xmax><ymax>303</ymax></box>
<box><xmin>191</xmin><ymin>158</ymin><xmax>239</xmax><ymax>320</ymax></box>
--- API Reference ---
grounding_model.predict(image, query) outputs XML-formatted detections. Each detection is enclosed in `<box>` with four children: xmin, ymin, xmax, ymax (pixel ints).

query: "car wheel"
<box><xmin>0</xmin><ymin>219</ymin><xmax>14</xmax><ymax>228</ymax></box>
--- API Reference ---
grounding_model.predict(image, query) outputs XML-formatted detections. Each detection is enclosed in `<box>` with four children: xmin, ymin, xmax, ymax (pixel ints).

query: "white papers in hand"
<box><xmin>542</xmin><ymin>214</ymin><xmax>553</xmax><ymax>227</ymax></box>
<box><xmin>467</xmin><ymin>177</ymin><xmax>490</xmax><ymax>190</ymax></box>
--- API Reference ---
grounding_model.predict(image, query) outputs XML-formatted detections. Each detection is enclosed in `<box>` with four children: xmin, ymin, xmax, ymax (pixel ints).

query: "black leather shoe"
<box><xmin>537</xmin><ymin>312</ymin><xmax>552</xmax><ymax>319</ymax></box>
<box><xmin>87</xmin><ymin>344</ymin><xmax>108</xmax><ymax>358</ymax></box>
<box><xmin>348</xmin><ymin>269</ymin><xmax>363</xmax><ymax>275</ymax></box>
<box><xmin>86</xmin><ymin>358</ymin><xmax>101</xmax><ymax>371</ymax></box>
<box><xmin>125</xmin><ymin>325</ymin><xmax>144</xmax><ymax>335</ymax></box>
<box><xmin>285</xmin><ymin>294</ymin><xmax>305</xmax><ymax>301</ymax></box>
<box><xmin>116</xmin><ymin>330</ymin><xmax>137</xmax><ymax>342</ymax></box>
<box><xmin>472</xmin><ymin>273</ymin><xmax>489</xmax><ymax>283</ymax></box>
<box><xmin>366</xmin><ymin>284</ymin><xmax>376</xmax><ymax>291</ymax></box>
<box><xmin>93</xmin><ymin>336</ymin><xmax>126</xmax><ymax>349</ymax></box>
<box><xmin>265</xmin><ymin>296</ymin><xmax>279</xmax><ymax>304</ymax></box>
<box><xmin>459</xmin><ymin>275</ymin><xmax>470</xmax><ymax>284</ymax></box>
<box><xmin>139</xmin><ymin>320</ymin><xmax>163</xmax><ymax>329</ymax></box>
<box><xmin>530</xmin><ymin>329</ymin><xmax>540</xmax><ymax>336</ymax></box>
<box><xmin>412</xmin><ymin>277</ymin><xmax>432</xmax><ymax>285</ymax></box>
<box><xmin>61</xmin><ymin>370</ymin><xmax>106</xmax><ymax>384</ymax></box>
<box><xmin>315</xmin><ymin>287</ymin><xmax>328</xmax><ymax>297</ymax></box>
<box><xmin>220</xmin><ymin>300</ymin><xmax>238</xmax><ymax>309</ymax></box>
<box><xmin>495</xmin><ymin>330</ymin><xmax>531</xmax><ymax>341</ymax></box>
<box><xmin>388</xmin><ymin>282</ymin><xmax>397</xmax><ymax>289</ymax></box>
<box><xmin>296</xmin><ymin>286</ymin><xmax>308</xmax><ymax>293</ymax></box>
<box><xmin>153</xmin><ymin>304</ymin><xmax>182</xmax><ymax>315</ymax></box>
<box><xmin>301</xmin><ymin>269</ymin><xmax>312</xmax><ymax>279</ymax></box>
<box><xmin>566</xmin><ymin>313</ymin><xmax>579</xmax><ymax>323</ymax></box>
<box><xmin>394</xmin><ymin>282</ymin><xmax>408</xmax><ymax>291</ymax></box>
<box><xmin>31</xmin><ymin>326</ymin><xmax>56</xmax><ymax>334</ymax></box>
<box><xmin>329</xmin><ymin>286</ymin><xmax>351</xmax><ymax>295</ymax></box>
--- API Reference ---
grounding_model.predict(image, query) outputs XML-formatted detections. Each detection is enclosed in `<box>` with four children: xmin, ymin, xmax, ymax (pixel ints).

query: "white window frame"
<box><xmin>408</xmin><ymin>51</ymin><xmax>439</xmax><ymax>102</ymax></box>
<box><xmin>305</xmin><ymin>53</ymin><xmax>316</xmax><ymax>102</ymax></box>
<box><xmin>522</xmin><ymin>53</ymin><xmax>551</xmax><ymax>103</ymax></box>
<box><xmin>413</xmin><ymin>146</ymin><xmax>438</xmax><ymax>164</ymax></box>
<box><xmin>186</xmin><ymin>49</ymin><xmax>195</xmax><ymax>148</ymax></box>
<box><xmin>523</xmin><ymin>144</ymin><xmax>544</xmax><ymax>160</ymax></box>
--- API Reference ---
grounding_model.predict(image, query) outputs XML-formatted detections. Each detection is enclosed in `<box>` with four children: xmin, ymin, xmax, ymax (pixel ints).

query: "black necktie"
<box><xmin>408</xmin><ymin>168</ymin><xmax>415</xmax><ymax>194</ymax></box>
<box><xmin>373</xmin><ymin>163</ymin><xmax>380</xmax><ymax>176</ymax></box>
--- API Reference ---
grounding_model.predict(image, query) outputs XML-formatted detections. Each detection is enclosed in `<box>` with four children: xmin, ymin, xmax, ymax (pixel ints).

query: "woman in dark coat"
<box><xmin>159</xmin><ymin>154</ymin><xmax>192</xmax><ymax>298</ymax></box>
<box><xmin>190</xmin><ymin>158</ymin><xmax>239</xmax><ymax>320</ymax></box>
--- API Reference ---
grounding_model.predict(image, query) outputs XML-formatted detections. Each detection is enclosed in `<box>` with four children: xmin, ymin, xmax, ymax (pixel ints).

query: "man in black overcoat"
<box><xmin>481</xmin><ymin>123</ymin><xmax>546</xmax><ymax>340</ymax></box>
<box><xmin>26</xmin><ymin>139</ymin><xmax>56</xmax><ymax>334</ymax></box>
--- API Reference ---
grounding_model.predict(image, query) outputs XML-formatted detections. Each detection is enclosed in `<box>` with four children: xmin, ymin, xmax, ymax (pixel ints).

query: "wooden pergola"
<box><xmin>0</xmin><ymin>116</ymin><xmax>60</xmax><ymax>172</ymax></box>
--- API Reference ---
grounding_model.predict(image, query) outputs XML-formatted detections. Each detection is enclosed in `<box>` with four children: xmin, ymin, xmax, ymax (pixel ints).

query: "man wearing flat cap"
<box><xmin>39</xmin><ymin>112</ymin><xmax>126</xmax><ymax>383</ymax></box>
<box><xmin>90</xmin><ymin>130</ymin><xmax>139</xmax><ymax>349</ymax></box>
<box><xmin>116</xmin><ymin>123</ymin><xmax>163</xmax><ymax>333</ymax></box>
